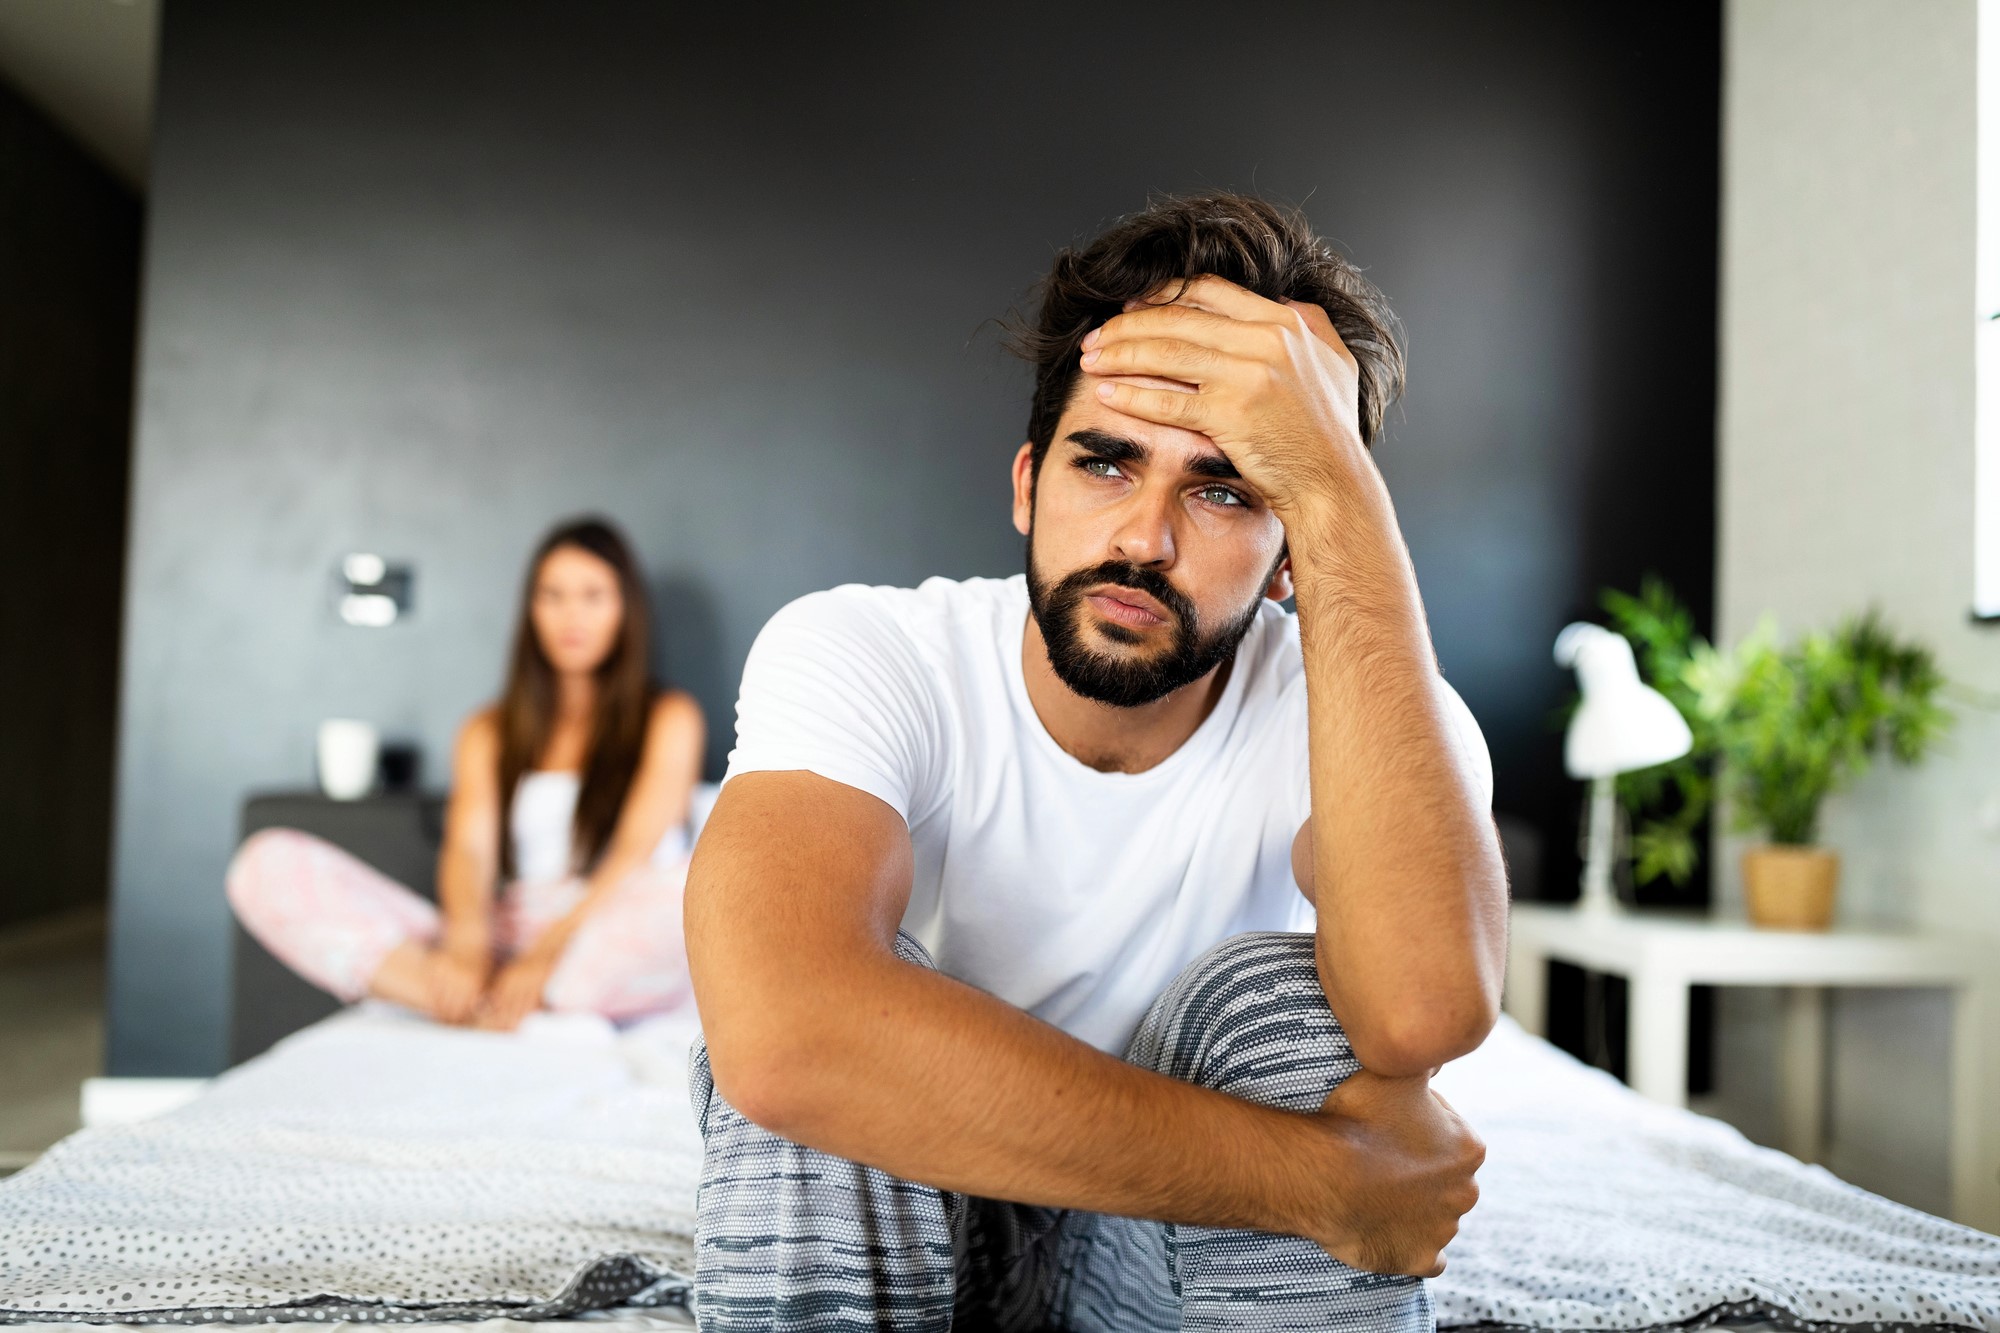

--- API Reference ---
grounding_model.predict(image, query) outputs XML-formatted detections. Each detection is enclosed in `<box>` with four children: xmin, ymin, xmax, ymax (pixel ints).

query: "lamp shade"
<box><xmin>1553</xmin><ymin>623</ymin><xmax>1694</xmax><ymax>779</ymax></box>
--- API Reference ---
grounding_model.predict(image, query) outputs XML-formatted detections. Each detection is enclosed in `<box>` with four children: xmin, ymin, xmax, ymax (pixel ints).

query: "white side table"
<box><xmin>1504</xmin><ymin>901</ymin><xmax>1999</xmax><ymax>1232</ymax></box>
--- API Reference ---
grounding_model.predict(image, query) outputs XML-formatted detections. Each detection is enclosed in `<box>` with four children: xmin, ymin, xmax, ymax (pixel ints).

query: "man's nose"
<box><xmin>1108</xmin><ymin>487</ymin><xmax>1177</xmax><ymax>568</ymax></box>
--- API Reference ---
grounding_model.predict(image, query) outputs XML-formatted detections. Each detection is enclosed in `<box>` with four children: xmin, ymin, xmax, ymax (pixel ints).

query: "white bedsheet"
<box><xmin>1</xmin><ymin>1001</ymin><xmax>1995</xmax><ymax>1329</ymax></box>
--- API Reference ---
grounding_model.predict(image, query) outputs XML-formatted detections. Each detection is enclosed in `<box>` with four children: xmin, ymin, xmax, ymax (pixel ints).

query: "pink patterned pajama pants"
<box><xmin>225</xmin><ymin>827</ymin><xmax>695</xmax><ymax>1021</ymax></box>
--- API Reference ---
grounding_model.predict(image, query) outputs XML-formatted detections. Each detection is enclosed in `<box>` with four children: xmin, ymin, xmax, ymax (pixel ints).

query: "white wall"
<box><xmin>1713</xmin><ymin>0</ymin><xmax>1996</xmax><ymax>1222</ymax></box>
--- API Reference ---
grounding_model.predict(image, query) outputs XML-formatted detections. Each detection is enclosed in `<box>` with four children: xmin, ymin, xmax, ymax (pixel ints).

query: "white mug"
<box><xmin>317</xmin><ymin>718</ymin><xmax>380</xmax><ymax>801</ymax></box>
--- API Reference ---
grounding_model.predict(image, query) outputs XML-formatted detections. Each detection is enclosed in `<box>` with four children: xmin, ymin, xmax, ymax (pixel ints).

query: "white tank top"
<box><xmin>508</xmin><ymin>770</ymin><xmax>693</xmax><ymax>883</ymax></box>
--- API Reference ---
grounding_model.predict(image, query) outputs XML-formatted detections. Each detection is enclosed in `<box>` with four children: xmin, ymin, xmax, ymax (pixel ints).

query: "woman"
<box><xmin>227</xmin><ymin>517</ymin><xmax>706</xmax><ymax>1031</ymax></box>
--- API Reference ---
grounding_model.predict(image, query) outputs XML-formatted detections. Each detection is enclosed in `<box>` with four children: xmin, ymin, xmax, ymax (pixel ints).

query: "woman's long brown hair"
<box><xmin>495</xmin><ymin>517</ymin><xmax>656</xmax><ymax>880</ymax></box>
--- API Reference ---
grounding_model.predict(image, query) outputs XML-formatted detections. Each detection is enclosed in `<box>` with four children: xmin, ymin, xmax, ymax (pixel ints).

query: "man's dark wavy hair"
<box><xmin>1005</xmin><ymin>192</ymin><xmax>1408</xmax><ymax>483</ymax></box>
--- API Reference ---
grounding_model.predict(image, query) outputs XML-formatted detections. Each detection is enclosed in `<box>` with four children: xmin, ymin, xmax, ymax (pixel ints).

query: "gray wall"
<box><xmin>110</xmin><ymin>0</ymin><xmax>1721</xmax><ymax>1075</ymax></box>
<box><xmin>0</xmin><ymin>76</ymin><xmax>137</xmax><ymax>931</ymax></box>
<box><xmin>1709</xmin><ymin>0</ymin><xmax>1989</xmax><ymax>1223</ymax></box>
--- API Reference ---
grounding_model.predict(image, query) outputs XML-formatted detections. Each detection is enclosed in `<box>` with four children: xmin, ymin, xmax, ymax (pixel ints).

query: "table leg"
<box><xmin>1628</xmin><ymin>969</ymin><xmax>1688</xmax><ymax>1107</ymax></box>
<box><xmin>1778</xmin><ymin>985</ymin><xmax>1826</xmax><ymax>1163</ymax></box>
<box><xmin>1504</xmin><ymin>935</ymin><xmax>1547</xmax><ymax>1037</ymax></box>
<box><xmin>1950</xmin><ymin>977</ymin><xmax>2000</xmax><ymax>1233</ymax></box>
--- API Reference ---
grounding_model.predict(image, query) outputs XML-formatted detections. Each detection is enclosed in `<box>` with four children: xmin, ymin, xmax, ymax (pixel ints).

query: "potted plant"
<box><xmin>1589</xmin><ymin>580</ymin><xmax>1955</xmax><ymax>929</ymax></box>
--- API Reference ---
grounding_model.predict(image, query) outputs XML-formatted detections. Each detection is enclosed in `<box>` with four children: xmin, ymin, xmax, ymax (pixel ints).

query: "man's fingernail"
<box><xmin>1082</xmin><ymin>327</ymin><xmax>1101</xmax><ymax>349</ymax></box>
<box><xmin>1080</xmin><ymin>348</ymin><xmax>1099</xmax><ymax>366</ymax></box>
<box><xmin>1096</xmin><ymin>381</ymin><xmax>1115</xmax><ymax>399</ymax></box>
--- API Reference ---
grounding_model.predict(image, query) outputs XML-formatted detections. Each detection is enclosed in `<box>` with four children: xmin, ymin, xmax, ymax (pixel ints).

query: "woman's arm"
<box><xmin>436</xmin><ymin>709</ymin><xmax>504</xmax><ymax>959</ymax></box>
<box><xmin>531</xmin><ymin>691</ymin><xmax>706</xmax><ymax>956</ymax></box>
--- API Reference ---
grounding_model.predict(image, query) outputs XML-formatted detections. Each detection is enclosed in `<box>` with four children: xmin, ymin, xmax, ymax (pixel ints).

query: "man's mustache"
<box><xmin>1054</xmin><ymin>561</ymin><xmax>1194</xmax><ymax>626</ymax></box>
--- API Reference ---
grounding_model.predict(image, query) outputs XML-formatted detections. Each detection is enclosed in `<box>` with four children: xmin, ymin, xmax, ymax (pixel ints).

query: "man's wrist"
<box><xmin>1290</xmin><ymin>550</ymin><xmax>1430</xmax><ymax>673</ymax></box>
<box><xmin>1269</xmin><ymin>435</ymin><xmax>1392</xmax><ymax>534</ymax></box>
<box><xmin>1282</xmin><ymin>471</ymin><xmax>1405</xmax><ymax>573</ymax></box>
<box><xmin>1241</xmin><ymin>1098</ymin><xmax>1360</xmax><ymax>1249</ymax></box>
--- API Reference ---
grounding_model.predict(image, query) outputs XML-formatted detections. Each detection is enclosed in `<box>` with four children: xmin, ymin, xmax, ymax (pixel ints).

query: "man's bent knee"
<box><xmin>1124</xmin><ymin>931</ymin><xmax>1358</xmax><ymax>1114</ymax></box>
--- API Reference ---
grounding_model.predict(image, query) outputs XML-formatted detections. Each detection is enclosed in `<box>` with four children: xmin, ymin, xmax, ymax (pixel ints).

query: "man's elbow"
<box><xmin>700</xmin><ymin>1015</ymin><xmax>830</xmax><ymax>1136</ymax></box>
<box><xmin>1347</xmin><ymin>995</ymin><xmax>1500</xmax><ymax>1076</ymax></box>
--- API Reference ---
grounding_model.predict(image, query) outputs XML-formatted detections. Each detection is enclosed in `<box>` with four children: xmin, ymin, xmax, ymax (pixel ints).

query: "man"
<box><xmin>683</xmin><ymin>192</ymin><xmax>1507</xmax><ymax>1332</ymax></box>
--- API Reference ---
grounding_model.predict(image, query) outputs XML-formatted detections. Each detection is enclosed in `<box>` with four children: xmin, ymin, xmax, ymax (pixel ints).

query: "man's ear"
<box><xmin>1264</xmin><ymin>551</ymin><xmax>1294</xmax><ymax>602</ymax></box>
<box><xmin>1011</xmin><ymin>442</ymin><xmax>1036</xmax><ymax>537</ymax></box>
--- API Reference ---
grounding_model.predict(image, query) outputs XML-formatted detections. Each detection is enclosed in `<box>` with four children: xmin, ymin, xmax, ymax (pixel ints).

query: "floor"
<box><xmin>0</xmin><ymin>910</ymin><xmax>106</xmax><ymax>1176</ymax></box>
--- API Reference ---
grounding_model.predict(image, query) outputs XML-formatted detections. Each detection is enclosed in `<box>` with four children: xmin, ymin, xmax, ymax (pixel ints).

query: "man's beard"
<box><xmin>1025</xmin><ymin>538</ymin><xmax>1266</xmax><ymax>710</ymax></box>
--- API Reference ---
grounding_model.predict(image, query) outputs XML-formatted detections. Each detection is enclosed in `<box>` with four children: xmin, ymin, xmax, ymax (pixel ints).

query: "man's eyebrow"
<box><xmin>1063</xmin><ymin>428</ymin><xmax>1242</xmax><ymax>481</ymax></box>
<box><xmin>1065</xmin><ymin>429</ymin><xmax>1146</xmax><ymax>464</ymax></box>
<box><xmin>1185</xmin><ymin>453</ymin><xmax>1243</xmax><ymax>481</ymax></box>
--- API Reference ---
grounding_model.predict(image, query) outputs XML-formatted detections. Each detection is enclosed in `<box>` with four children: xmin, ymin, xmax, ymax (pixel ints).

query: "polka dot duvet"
<box><xmin>1425</xmin><ymin>1016</ymin><xmax>1999</xmax><ymax>1332</ymax></box>
<box><xmin>0</xmin><ymin>1006</ymin><xmax>705</xmax><ymax>1325</ymax></box>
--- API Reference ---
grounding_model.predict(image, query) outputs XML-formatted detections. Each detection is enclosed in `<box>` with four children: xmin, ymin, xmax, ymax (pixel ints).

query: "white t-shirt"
<box><xmin>723</xmin><ymin>573</ymin><xmax>1492</xmax><ymax>1056</ymax></box>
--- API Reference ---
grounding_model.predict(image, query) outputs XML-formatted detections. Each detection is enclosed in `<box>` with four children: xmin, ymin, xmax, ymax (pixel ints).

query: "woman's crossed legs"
<box><xmin>224</xmin><ymin>827</ymin><xmax>692</xmax><ymax>1022</ymax></box>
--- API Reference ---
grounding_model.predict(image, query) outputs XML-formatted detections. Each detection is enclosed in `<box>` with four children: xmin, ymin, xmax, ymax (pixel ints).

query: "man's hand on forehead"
<box><xmin>1087</xmin><ymin>282</ymin><xmax>1339</xmax><ymax>396</ymax></box>
<box><xmin>1076</xmin><ymin>274</ymin><xmax>1374</xmax><ymax>522</ymax></box>
<box><xmin>1123</xmin><ymin>286</ymin><xmax>1343</xmax><ymax>344</ymax></box>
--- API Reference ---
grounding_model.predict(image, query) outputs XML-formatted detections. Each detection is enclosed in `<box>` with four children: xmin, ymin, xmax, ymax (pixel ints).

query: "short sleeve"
<box><xmin>723</xmin><ymin>587</ymin><xmax>944</xmax><ymax>824</ymax></box>
<box><xmin>1439</xmin><ymin>677</ymin><xmax>1495</xmax><ymax>810</ymax></box>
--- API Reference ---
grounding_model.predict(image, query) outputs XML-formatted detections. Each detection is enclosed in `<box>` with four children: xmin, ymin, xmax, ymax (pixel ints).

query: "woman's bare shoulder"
<box><xmin>647</xmin><ymin>689</ymin><xmax>705</xmax><ymax>738</ymax></box>
<box><xmin>650</xmin><ymin>687</ymin><xmax>701</xmax><ymax>717</ymax></box>
<box><xmin>458</xmin><ymin>705</ymin><xmax>504</xmax><ymax>755</ymax></box>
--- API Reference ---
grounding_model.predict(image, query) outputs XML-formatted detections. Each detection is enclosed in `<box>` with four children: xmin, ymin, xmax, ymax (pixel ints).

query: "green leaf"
<box><xmin>1575</xmin><ymin>586</ymin><xmax>1957</xmax><ymax>858</ymax></box>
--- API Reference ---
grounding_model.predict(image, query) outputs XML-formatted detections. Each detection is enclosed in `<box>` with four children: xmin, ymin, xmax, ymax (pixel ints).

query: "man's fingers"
<box><xmin>1097</xmin><ymin>279</ymin><xmax>1353</xmax><ymax>371</ymax></box>
<box><xmin>1134</xmin><ymin>274</ymin><xmax>1284</xmax><ymax>322</ymax></box>
<box><xmin>1093</xmin><ymin>379</ymin><xmax>1210</xmax><ymax>430</ymax></box>
<box><xmin>1088</xmin><ymin>301</ymin><xmax>1277</xmax><ymax>363</ymax></box>
<box><xmin>1099</xmin><ymin>371</ymin><xmax>1199</xmax><ymax>395</ymax></box>
<box><xmin>1083</xmin><ymin>336</ymin><xmax>1245</xmax><ymax>387</ymax></box>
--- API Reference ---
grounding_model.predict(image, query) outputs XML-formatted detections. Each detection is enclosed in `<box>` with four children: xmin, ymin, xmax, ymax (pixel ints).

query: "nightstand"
<box><xmin>1503</xmin><ymin>901</ymin><xmax>1999</xmax><ymax>1232</ymax></box>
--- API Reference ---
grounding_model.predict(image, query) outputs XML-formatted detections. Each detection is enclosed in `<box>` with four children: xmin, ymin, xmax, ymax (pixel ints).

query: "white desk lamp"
<box><xmin>1553</xmin><ymin>623</ymin><xmax>1694</xmax><ymax>915</ymax></box>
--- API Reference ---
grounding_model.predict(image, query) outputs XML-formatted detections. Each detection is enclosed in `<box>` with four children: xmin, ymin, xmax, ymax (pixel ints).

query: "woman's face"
<box><xmin>530</xmin><ymin>544</ymin><xmax>625</xmax><ymax>676</ymax></box>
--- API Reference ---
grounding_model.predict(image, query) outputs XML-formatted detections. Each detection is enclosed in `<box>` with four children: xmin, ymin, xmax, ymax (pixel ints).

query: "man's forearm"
<box><xmin>722</xmin><ymin>947</ymin><xmax>1351</xmax><ymax>1246</ymax></box>
<box><xmin>1285</xmin><ymin>489</ymin><xmax>1508</xmax><ymax>1074</ymax></box>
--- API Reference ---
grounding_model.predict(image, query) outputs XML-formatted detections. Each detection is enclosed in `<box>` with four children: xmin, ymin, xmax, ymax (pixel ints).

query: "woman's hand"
<box><xmin>472</xmin><ymin>945</ymin><xmax>562</xmax><ymax>1031</ymax></box>
<box><xmin>425</xmin><ymin>946</ymin><xmax>490</xmax><ymax>1026</ymax></box>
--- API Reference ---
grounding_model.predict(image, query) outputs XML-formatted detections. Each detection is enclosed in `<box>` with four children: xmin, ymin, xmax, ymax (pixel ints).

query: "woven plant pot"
<box><xmin>1740</xmin><ymin>845</ymin><xmax>1840</xmax><ymax>930</ymax></box>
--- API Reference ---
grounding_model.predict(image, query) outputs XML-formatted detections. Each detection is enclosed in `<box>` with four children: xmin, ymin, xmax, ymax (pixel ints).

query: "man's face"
<box><xmin>1012</xmin><ymin>381</ymin><xmax>1292</xmax><ymax>708</ymax></box>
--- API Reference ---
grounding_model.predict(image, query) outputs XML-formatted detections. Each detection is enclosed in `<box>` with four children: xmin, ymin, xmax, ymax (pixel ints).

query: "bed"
<box><xmin>2</xmin><ymin>989</ymin><xmax>1995</xmax><ymax>1332</ymax></box>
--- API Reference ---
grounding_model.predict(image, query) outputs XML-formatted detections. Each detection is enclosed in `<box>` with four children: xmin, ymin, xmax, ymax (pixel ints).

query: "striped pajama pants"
<box><xmin>687</xmin><ymin>930</ymin><xmax>1433</xmax><ymax>1332</ymax></box>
